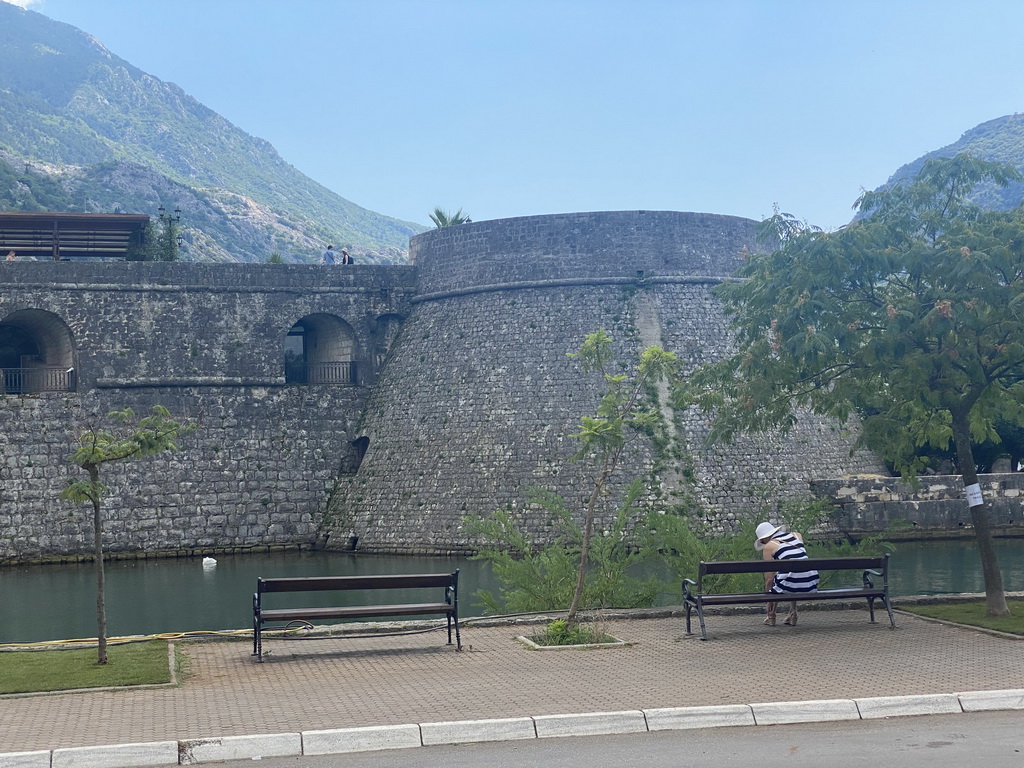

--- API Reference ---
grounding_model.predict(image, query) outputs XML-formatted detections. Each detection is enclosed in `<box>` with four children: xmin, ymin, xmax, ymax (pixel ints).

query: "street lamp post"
<box><xmin>156</xmin><ymin>206</ymin><xmax>182</xmax><ymax>261</ymax></box>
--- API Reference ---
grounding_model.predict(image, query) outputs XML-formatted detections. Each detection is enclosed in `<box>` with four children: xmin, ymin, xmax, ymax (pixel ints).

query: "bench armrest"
<box><xmin>862</xmin><ymin>568</ymin><xmax>882</xmax><ymax>589</ymax></box>
<box><xmin>682</xmin><ymin>578</ymin><xmax>697</xmax><ymax>601</ymax></box>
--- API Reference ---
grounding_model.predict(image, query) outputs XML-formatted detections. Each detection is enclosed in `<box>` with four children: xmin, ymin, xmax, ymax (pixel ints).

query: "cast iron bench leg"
<box><xmin>697</xmin><ymin>601</ymin><xmax>708</xmax><ymax>641</ymax></box>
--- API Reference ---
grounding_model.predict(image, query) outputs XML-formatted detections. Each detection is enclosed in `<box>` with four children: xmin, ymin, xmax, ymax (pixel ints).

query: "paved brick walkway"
<box><xmin>1</xmin><ymin>610</ymin><xmax>1022</xmax><ymax>753</ymax></box>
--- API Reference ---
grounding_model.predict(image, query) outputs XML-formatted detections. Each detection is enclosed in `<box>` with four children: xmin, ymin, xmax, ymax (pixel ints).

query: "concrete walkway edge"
<box><xmin>5</xmin><ymin>689</ymin><xmax>1023</xmax><ymax>768</ymax></box>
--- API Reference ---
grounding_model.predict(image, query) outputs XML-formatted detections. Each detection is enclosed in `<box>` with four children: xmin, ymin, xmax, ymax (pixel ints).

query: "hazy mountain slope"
<box><xmin>0</xmin><ymin>2</ymin><xmax>425</xmax><ymax>263</ymax></box>
<box><xmin>878</xmin><ymin>113</ymin><xmax>1024</xmax><ymax>212</ymax></box>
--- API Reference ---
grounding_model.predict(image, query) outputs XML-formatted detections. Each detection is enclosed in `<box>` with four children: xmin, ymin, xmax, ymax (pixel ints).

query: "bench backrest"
<box><xmin>699</xmin><ymin>555</ymin><xmax>888</xmax><ymax>577</ymax></box>
<box><xmin>257</xmin><ymin>571</ymin><xmax>459</xmax><ymax>596</ymax></box>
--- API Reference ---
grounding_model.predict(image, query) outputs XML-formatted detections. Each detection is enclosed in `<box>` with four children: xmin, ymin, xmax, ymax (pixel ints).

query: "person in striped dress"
<box><xmin>754</xmin><ymin>522</ymin><xmax>819</xmax><ymax>627</ymax></box>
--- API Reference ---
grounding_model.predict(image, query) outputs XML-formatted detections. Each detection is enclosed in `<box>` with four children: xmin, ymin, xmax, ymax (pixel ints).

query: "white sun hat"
<box><xmin>754</xmin><ymin>522</ymin><xmax>783</xmax><ymax>551</ymax></box>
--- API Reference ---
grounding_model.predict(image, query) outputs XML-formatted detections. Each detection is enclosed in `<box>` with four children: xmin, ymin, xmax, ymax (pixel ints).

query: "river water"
<box><xmin>2</xmin><ymin>539</ymin><xmax>1022</xmax><ymax>644</ymax></box>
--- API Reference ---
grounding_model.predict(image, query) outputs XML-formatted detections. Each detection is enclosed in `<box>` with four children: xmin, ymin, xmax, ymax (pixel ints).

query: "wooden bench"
<box><xmin>683</xmin><ymin>555</ymin><xmax>895</xmax><ymax>640</ymax></box>
<box><xmin>252</xmin><ymin>570</ymin><xmax>461</xmax><ymax>660</ymax></box>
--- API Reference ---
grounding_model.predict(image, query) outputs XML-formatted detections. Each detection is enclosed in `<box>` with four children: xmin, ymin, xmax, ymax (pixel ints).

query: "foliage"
<box><xmin>468</xmin><ymin>330</ymin><xmax>678</xmax><ymax>627</ymax></box>
<box><xmin>688</xmin><ymin>153</ymin><xmax>1024</xmax><ymax>615</ymax></box>
<box><xmin>898</xmin><ymin>599</ymin><xmax>1024</xmax><ymax>635</ymax></box>
<box><xmin>531</xmin><ymin>619</ymin><xmax>616</xmax><ymax>646</ymax></box>
<box><xmin>60</xmin><ymin>406</ymin><xmax>197</xmax><ymax>663</ymax></box>
<box><xmin>0</xmin><ymin>641</ymin><xmax>174</xmax><ymax>695</ymax></box>
<box><xmin>466</xmin><ymin>485</ymin><xmax>660</xmax><ymax>615</ymax></box>
<box><xmin>644</xmin><ymin>499</ymin><xmax>896</xmax><ymax>595</ymax></box>
<box><xmin>564</xmin><ymin>331</ymin><xmax>680</xmax><ymax>623</ymax></box>
<box><xmin>124</xmin><ymin>216</ymin><xmax>179</xmax><ymax>262</ymax></box>
<box><xmin>429</xmin><ymin>207</ymin><xmax>471</xmax><ymax>228</ymax></box>
<box><xmin>266</xmin><ymin>252</ymin><xmax>285</xmax><ymax>264</ymax></box>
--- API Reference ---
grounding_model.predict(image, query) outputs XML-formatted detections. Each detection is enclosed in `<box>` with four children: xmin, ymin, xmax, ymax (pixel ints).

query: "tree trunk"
<box><xmin>90</xmin><ymin>465</ymin><xmax>108</xmax><ymax>665</ymax></box>
<box><xmin>951</xmin><ymin>408</ymin><xmax>1009</xmax><ymax>616</ymax></box>
<box><xmin>565</xmin><ymin>475</ymin><xmax>603</xmax><ymax>626</ymax></box>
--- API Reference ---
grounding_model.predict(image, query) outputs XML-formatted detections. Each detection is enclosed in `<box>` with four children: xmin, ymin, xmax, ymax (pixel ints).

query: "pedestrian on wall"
<box><xmin>322</xmin><ymin>245</ymin><xmax>336</xmax><ymax>264</ymax></box>
<box><xmin>5</xmin><ymin>250</ymin><xmax>14</xmax><ymax>261</ymax></box>
<box><xmin>340</xmin><ymin>248</ymin><xmax>353</xmax><ymax>264</ymax></box>
<box><xmin>754</xmin><ymin>521</ymin><xmax>819</xmax><ymax>627</ymax></box>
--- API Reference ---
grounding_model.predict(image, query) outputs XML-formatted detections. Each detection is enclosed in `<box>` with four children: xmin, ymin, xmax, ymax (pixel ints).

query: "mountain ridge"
<box><xmin>0</xmin><ymin>2</ymin><xmax>425</xmax><ymax>263</ymax></box>
<box><xmin>876</xmin><ymin>113</ymin><xmax>1024</xmax><ymax>213</ymax></box>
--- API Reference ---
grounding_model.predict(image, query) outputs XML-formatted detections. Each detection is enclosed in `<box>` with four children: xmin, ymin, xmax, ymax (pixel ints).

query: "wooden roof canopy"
<box><xmin>0</xmin><ymin>212</ymin><xmax>150</xmax><ymax>261</ymax></box>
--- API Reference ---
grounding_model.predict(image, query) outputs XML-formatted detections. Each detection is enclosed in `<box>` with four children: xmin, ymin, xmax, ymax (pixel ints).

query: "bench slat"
<box><xmin>258</xmin><ymin>573</ymin><xmax>456</xmax><ymax>593</ymax></box>
<box><xmin>699</xmin><ymin>556</ymin><xmax>887</xmax><ymax>576</ymax></box>
<box><xmin>696</xmin><ymin>588</ymin><xmax>884</xmax><ymax>606</ymax></box>
<box><xmin>260</xmin><ymin>602</ymin><xmax>454</xmax><ymax>622</ymax></box>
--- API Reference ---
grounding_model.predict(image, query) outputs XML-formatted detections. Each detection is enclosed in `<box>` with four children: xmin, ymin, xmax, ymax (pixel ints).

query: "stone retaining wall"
<box><xmin>811</xmin><ymin>474</ymin><xmax>1024</xmax><ymax>538</ymax></box>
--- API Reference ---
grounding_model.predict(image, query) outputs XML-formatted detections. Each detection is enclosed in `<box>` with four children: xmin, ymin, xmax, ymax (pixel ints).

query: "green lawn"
<box><xmin>899</xmin><ymin>599</ymin><xmax>1024</xmax><ymax>635</ymax></box>
<box><xmin>0</xmin><ymin>641</ymin><xmax>175</xmax><ymax>695</ymax></box>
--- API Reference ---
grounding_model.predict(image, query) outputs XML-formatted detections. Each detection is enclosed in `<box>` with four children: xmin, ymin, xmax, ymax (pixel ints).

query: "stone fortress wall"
<box><xmin>5</xmin><ymin>211</ymin><xmax>1007</xmax><ymax>563</ymax></box>
<box><xmin>333</xmin><ymin>212</ymin><xmax>885</xmax><ymax>553</ymax></box>
<box><xmin>0</xmin><ymin>262</ymin><xmax>415</xmax><ymax>561</ymax></box>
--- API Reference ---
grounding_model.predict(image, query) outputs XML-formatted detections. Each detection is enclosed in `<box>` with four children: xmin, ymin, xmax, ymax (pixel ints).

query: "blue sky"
<box><xmin>8</xmin><ymin>0</ymin><xmax>1024</xmax><ymax>230</ymax></box>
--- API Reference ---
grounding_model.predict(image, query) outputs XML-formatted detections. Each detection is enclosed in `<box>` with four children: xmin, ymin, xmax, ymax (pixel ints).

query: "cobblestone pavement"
<box><xmin>1</xmin><ymin>610</ymin><xmax>1022</xmax><ymax>753</ymax></box>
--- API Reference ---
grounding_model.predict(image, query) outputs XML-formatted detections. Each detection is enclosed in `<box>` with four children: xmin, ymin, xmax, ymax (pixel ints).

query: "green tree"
<box><xmin>60</xmin><ymin>406</ymin><xmax>197</xmax><ymax>663</ymax></box>
<box><xmin>689</xmin><ymin>154</ymin><xmax>1024</xmax><ymax>616</ymax></box>
<box><xmin>466</xmin><ymin>331</ymin><xmax>679</xmax><ymax>628</ymax></box>
<box><xmin>429</xmin><ymin>207</ymin><xmax>471</xmax><ymax>228</ymax></box>
<box><xmin>127</xmin><ymin>211</ymin><xmax>182</xmax><ymax>261</ymax></box>
<box><xmin>125</xmin><ymin>220</ymin><xmax>157</xmax><ymax>261</ymax></box>
<box><xmin>564</xmin><ymin>330</ymin><xmax>680</xmax><ymax>624</ymax></box>
<box><xmin>468</xmin><ymin>483</ymin><xmax>661</xmax><ymax>615</ymax></box>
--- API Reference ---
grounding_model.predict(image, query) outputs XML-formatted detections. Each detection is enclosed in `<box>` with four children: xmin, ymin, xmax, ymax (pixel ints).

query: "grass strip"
<box><xmin>899</xmin><ymin>598</ymin><xmax>1024</xmax><ymax>635</ymax></box>
<box><xmin>0</xmin><ymin>640</ymin><xmax>173</xmax><ymax>694</ymax></box>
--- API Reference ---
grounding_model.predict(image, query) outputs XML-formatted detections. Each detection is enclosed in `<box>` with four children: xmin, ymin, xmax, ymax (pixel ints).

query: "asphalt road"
<box><xmin>204</xmin><ymin>711</ymin><xmax>1023</xmax><ymax>768</ymax></box>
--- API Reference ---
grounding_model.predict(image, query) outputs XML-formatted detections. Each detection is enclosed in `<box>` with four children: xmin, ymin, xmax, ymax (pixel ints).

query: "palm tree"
<box><xmin>429</xmin><ymin>207</ymin><xmax>471</xmax><ymax>228</ymax></box>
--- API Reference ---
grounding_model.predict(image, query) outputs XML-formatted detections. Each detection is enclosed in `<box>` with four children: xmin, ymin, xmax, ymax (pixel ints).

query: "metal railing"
<box><xmin>1</xmin><ymin>367</ymin><xmax>76</xmax><ymax>394</ymax></box>
<box><xmin>284</xmin><ymin>360</ymin><xmax>357</xmax><ymax>386</ymax></box>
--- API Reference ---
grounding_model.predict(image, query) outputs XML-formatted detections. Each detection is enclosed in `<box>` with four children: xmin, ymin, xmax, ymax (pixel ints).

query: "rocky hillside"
<box><xmin>877</xmin><ymin>113</ymin><xmax>1024</xmax><ymax>212</ymax></box>
<box><xmin>0</xmin><ymin>2</ymin><xmax>425</xmax><ymax>263</ymax></box>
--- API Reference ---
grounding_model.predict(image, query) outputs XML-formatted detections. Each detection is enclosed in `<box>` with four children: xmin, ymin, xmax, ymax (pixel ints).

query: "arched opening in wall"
<box><xmin>351</xmin><ymin>435</ymin><xmax>370</xmax><ymax>472</ymax></box>
<box><xmin>373</xmin><ymin>313</ymin><xmax>405</xmax><ymax>370</ymax></box>
<box><xmin>284</xmin><ymin>313</ymin><xmax>358</xmax><ymax>385</ymax></box>
<box><xmin>0</xmin><ymin>309</ymin><xmax>76</xmax><ymax>394</ymax></box>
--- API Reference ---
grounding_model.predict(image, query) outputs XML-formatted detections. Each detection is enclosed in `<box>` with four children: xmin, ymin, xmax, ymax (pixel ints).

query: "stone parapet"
<box><xmin>811</xmin><ymin>474</ymin><xmax>1024</xmax><ymax>537</ymax></box>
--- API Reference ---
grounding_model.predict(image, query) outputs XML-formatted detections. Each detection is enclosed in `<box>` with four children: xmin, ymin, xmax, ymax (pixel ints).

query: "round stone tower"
<box><xmin>331</xmin><ymin>211</ymin><xmax>884</xmax><ymax>553</ymax></box>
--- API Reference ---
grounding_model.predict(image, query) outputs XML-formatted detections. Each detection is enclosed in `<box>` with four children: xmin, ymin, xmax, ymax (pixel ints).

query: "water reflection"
<box><xmin>889</xmin><ymin>539</ymin><xmax>1024</xmax><ymax>597</ymax></box>
<box><xmin>1</xmin><ymin>540</ymin><xmax>1021</xmax><ymax>644</ymax></box>
<box><xmin>0</xmin><ymin>552</ymin><xmax>497</xmax><ymax>645</ymax></box>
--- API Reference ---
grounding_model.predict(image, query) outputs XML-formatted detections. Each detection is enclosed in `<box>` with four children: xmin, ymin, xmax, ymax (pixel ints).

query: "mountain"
<box><xmin>877</xmin><ymin>113</ymin><xmax>1024</xmax><ymax>212</ymax></box>
<box><xmin>0</xmin><ymin>2</ymin><xmax>426</xmax><ymax>263</ymax></box>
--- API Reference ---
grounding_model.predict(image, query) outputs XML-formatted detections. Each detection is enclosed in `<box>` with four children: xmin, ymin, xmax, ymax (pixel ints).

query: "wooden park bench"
<box><xmin>683</xmin><ymin>555</ymin><xmax>895</xmax><ymax>641</ymax></box>
<box><xmin>252</xmin><ymin>570</ymin><xmax>461</xmax><ymax>660</ymax></box>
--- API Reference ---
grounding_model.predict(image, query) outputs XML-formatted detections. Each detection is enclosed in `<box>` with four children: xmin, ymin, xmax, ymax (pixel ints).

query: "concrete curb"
<box><xmin>533</xmin><ymin>710</ymin><xmax>647</xmax><ymax>738</ymax></box>
<box><xmin>751</xmin><ymin>698</ymin><xmax>860</xmax><ymax>725</ymax></box>
<box><xmin>6</xmin><ymin>691</ymin><xmax>1022</xmax><ymax>766</ymax></box>
<box><xmin>420</xmin><ymin>716</ymin><xmax>537</xmax><ymax>745</ymax></box>
<box><xmin>52</xmin><ymin>741</ymin><xmax>178</xmax><ymax>768</ymax></box>
<box><xmin>178</xmin><ymin>734</ymin><xmax>301</xmax><ymax>764</ymax></box>
<box><xmin>3</xmin><ymin>752</ymin><xmax>51</xmax><ymax>768</ymax></box>
<box><xmin>302</xmin><ymin>724</ymin><xmax>422</xmax><ymax>755</ymax></box>
<box><xmin>645</xmin><ymin>704</ymin><xmax>755</xmax><ymax>730</ymax></box>
<box><xmin>955</xmin><ymin>688</ymin><xmax>1024</xmax><ymax>711</ymax></box>
<box><xmin>854</xmin><ymin>693</ymin><xmax>962</xmax><ymax>719</ymax></box>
